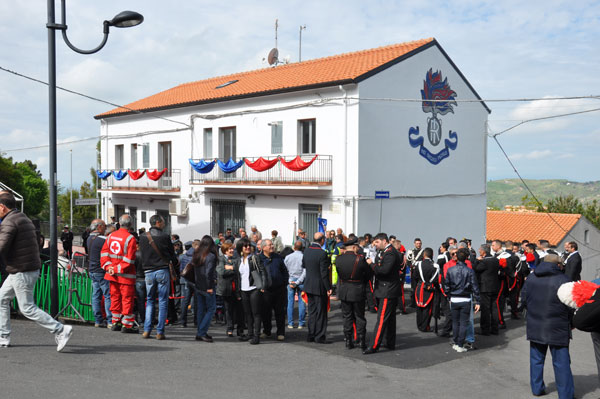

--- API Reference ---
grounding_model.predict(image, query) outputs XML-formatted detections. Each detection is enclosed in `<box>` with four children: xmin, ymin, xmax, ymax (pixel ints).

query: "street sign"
<box><xmin>75</xmin><ymin>198</ymin><xmax>100</xmax><ymax>206</ymax></box>
<box><xmin>375</xmin><ymin>191</ymin><xmax>390</xmax><ymax>199</ymax></box>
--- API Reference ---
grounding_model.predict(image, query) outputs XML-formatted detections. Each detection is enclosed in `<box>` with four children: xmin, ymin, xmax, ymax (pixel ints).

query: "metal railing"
<box><xmin>100</xmin><ymin>169</ymin><xmax>181</xmax><ymax>191</ymax></box>
<box><xmin>190</xmin><ymin>155</ymin><xmax>332</xmax><ymax>185</ymax></box>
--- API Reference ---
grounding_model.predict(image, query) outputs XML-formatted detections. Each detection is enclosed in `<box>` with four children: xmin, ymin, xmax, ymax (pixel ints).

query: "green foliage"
<box><xmin>488</xmin><ymin>179</ymin><xmax>600</xmax><ymax>208</ymax></box>
<box><xmin>57</xmin><ymin>181</ymin><xmax>97</xmax><ymax>230</ymax></box>
<box><xmin>14</xmin><ymin>161</ymin><xmax>48</xmax><ymax>216</ymax></box>
<box><xmin>0</xmin><ymin>155</ymin><xmax>48</xmax><ymax>218</ymax></box>
<box><xmin>545</xmin><ymin>195</ymin><xmax>584</xmax><ymax>214</ymax></box>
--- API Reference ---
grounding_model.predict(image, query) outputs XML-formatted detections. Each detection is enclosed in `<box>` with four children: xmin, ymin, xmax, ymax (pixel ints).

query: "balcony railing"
<box><xmin>190</xmin><ymin>155</ymin><xmax>332</xmax><ymax>186</ymax></box>
<box><xmin>100</xmin><ymin>169</ymin><xmax>181</xmax><ymax>192</ymax></box>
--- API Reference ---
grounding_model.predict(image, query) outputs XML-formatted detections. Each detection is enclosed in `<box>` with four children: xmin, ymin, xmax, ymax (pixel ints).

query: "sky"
<box><xmin>1</xmin><ymin>0</ymin><xmax>599</xmax><ymax>190</ymax></box>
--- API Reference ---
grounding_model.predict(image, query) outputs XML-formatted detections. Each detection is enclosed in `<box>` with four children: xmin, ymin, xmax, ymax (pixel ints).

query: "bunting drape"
<box><xmin>147</xmin><ymin>168</ymin><xmax>168</xmax><ymax>181</ymax></box>
<box><xmin>96</xmin><ymin>170</ymin><xmax>111</xmax><ymax>180</ymax></box>
<box><xmin>112</xmin><ymin>170</ymin><xmax>128</xmax><ymax>181</ymax></box>
<box><xmin>128</xmin><ymin>169</ymin><xmax>146</xmax><ymax>180</ymax></box>
<box><xmin>189</xmin><ymin>159</ymin><xmax>216</xmax><ymax>174</ymax></box>
<box><xmin>244</xmin><ymin>157</ymin><xmax>279</xmax><ymax>172</ymax></box>
<box><xmin>280</xmin><ymin>154</ymin><xmax>318</xmax><ymax>171</ymax></box>
<box><xmin>217</xmin><ymin>158</ymin><xmax>244</xmax><ymax>173</ymax></box>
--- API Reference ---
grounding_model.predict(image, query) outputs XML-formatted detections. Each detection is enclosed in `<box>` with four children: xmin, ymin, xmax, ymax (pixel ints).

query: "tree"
<box><xmin>545</xmin><ymin>195</ymin><xmax>584</xmax><ymax>215</ymax></box>
<box><xmin>15</xmin><ymin>161</ymin><xmax>49</xmax><ymax>216</ymax></box>
<box><xmin>0</xmin><ymin>155</ymin><xmax>49</xmax><ymax>218</ymax></box>
<box><xmin>57</xmin><ymin>181</ymin><xmax>97</xmax><ymax>230</ymax></box>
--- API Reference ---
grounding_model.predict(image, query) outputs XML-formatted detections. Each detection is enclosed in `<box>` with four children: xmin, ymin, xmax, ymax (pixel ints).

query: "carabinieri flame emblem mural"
<box><xmin>409</xmin><ymin>69</ymin><xmax>458</xmax><ymax>165</ymax></box>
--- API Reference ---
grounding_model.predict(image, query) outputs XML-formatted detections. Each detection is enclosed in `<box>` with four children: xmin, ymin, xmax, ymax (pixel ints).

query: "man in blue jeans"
<box><xmin>522</xmin><ymin>254</ymin><xmax>574</xmax><ymax>398</ymax></box>
<box><xmin>87</xmin><ymin>219</ymin><xmax>111</xmax><ymax>327</ymax></box>
<box><xmin>284</xmin><ymin>241</ymin><xmax>306</xmax><ymax>328</ymax></box>
<box><xmin>139</xmin><ymin>215</ymin><xmax>179</xmax><ymax>340</ymax></box>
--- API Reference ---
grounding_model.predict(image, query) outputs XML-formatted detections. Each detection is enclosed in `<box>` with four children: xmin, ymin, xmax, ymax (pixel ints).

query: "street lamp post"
<box><xmin>46</xmin><ymin>0</ymin><xmax>143</xmax><ymax>317</ymax></box>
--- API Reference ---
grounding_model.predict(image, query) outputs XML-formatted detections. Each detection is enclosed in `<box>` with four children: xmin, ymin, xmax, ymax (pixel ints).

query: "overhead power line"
<box><xmin>491</xmin><ymin>134</ymin><xmax>600</xmax><ymax>254</ymax></box>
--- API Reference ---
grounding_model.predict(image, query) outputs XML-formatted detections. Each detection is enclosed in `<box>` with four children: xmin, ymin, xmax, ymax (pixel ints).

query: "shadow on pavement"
<box><xmin>65</xmin><ymin>344</ymin><xmax>176</xmax><ymax>355</ymax></box>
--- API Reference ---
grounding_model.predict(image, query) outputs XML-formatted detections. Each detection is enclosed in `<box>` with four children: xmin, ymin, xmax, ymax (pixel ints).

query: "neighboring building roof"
<box><xmin>486</xmin><ymin>210</ymin><xmax>582</xmax><ymax>247</ymax></box>
<box><xmin>95</xmin><ymin>38</ymin><xmax>489</xmax><ymax>119</ymax></box>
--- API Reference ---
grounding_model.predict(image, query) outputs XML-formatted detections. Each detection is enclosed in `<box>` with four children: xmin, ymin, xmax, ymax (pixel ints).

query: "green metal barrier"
<box><xmin>2</xmin><ymin>260</ymin><xmax>95</xmax><ymax>323</ymax></box>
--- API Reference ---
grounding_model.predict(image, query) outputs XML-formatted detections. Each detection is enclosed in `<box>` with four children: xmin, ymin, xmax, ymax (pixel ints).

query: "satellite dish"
<box><xmin>267</xmin><ymin>48</ymin><xmax>279</xmax><ymax>65</ymax></box>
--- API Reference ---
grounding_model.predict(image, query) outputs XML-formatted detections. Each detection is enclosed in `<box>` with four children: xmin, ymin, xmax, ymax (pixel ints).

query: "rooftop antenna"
<box><xmin>299</xmin><ymin>25</ymin><xmax>306</xmax><ymax>62</ymax></box>
<box><xmin>267</xmin><ymin>18</ymin><xmax>280</xmax><ymax>66</ymax></box>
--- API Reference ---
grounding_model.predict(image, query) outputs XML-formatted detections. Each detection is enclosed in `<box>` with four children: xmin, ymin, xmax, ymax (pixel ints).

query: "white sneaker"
<box><xmin>297</xmin><ymin>325</ymin><xmax>304</xmax><ymax>330</ymax></box>
<box><xmin>0</xmin><ymin>336</ymin><xmax>10</xmax><ymax>347</ymax></box>
<box><xmin>287</xmin><ymin>325</ymin><xmax>294</xmax><ymax>329</ymax></box>
<box><xmin>452</xmin><ymin>344</ymin><xmax>459</xmax><ymax>351</ymax></box>
<box><xmin>55</xmin><ymin>325</ymin><xmax>73</xmax><ymax>352</ymax></box>
<box><xmin>454</xmin><ymin>345</ymin><xmax>467</xmax><ymax>353</ymax></box>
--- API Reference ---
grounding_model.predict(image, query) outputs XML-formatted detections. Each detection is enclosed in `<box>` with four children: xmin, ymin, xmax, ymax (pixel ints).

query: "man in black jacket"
<box><xmin>302</xmin><ymin>232</ymin><xmax>331</xmax><ymax>343</ymax></box>
<box><xmin>336</xmin><ymin>237</ymin><xmax>372</xmax><ymax>349</ymax></box>
<box><xmin>0</xmin><ymin>191</ymin><xmax>73</xmax><ymax>351</ymax></box>
<box><xmin>60</xmin><ymin>225</ymin><xmax>74</xmax><ymax>259</ymax></box>
<box><xmin>363</xmin><ymin>233</ymin><xmax>402</xmax><ymax>355</ymax></box>
<box><xmin>474</xmin><ymin>244</ymin><xmax>500</xmax><ymax>335</ymax></box>
<box><xmin>260</xmin><ymin>239</ymin><xmax>289</xmax><ymax>341</ymax></box>
<box><xmin>563</xmin><ymin>241</ymin><xmax>582</xmax><ymax>281</ymax></box>
<box><xmin>522</xmin><ymin>254</ymin><xmax>573</xmax><ymax>398</ymax></box>
<box><xmin>139</xmin><ymin>214</ymin><xmax>179</xmax><ymax>340</ymax></box>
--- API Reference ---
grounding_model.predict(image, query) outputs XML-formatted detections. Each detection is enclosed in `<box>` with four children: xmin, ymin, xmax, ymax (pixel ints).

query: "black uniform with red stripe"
<box><xmin>369</xmin><ymin>244</ymin><xmax>402</xmax><ymax>351</ymax></box>
<box><xmin>492</xmin><ymin>251</ymin><xmax>510</xmax><ymax>327</ymax></box>
<box><xmin>336</xmin><ymin>251</ymin><xmax>372</xmax><ymax>344</ymax></box>
<box><xmin>414</xmin><ymin>258</ymin><xmax>439</xmax><ymax>332</ymax></box>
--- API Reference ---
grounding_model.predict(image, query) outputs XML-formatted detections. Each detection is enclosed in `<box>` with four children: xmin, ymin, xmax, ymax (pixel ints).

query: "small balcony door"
<box><xmin>158</xmin><ymin>141</ymin><xmax>172</xmax><ymax>189</ymax></box>
<box><xmin>219</xmin><ymin>127</ymin><xmax>236</xmax><ymax>179</ymax></box>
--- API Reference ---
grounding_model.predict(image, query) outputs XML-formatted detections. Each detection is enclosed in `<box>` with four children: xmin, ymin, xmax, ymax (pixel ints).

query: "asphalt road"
<box><xmin>1</xmin><ymin>304</ymin><xmax>598</xmax><ymax>399</ymax></box>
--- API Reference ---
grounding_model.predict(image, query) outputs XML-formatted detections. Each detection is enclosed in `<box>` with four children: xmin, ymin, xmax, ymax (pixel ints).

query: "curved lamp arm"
<box><xmin>61</xmin><ymin>21</ymin><xmax>110</xmax><ymax>55</ymax></box>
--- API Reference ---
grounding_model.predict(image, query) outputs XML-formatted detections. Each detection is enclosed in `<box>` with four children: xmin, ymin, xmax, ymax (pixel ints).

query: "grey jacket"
<box><xmin>0</xmin><ymin>209</ymin><xmax>41</xmax><ymax>274</ymax></box>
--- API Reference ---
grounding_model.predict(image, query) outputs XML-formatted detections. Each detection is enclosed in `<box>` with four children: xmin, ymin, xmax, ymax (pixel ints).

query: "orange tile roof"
<box><xmin>486</xmin><ymin>210</ymin><xmax>582</xmax><ymax>247</ymax></box>
<box><xmin>96</xmin><ymin>38</ymin><xmax>436</xmax><ymax>119</ymax></box>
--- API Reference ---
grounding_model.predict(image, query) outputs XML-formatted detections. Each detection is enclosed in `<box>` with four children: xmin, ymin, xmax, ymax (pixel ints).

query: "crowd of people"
<box><xmin>0</xmin><ymin>191</ymin><xmax>599</xmax><ymax>398</ymax></box>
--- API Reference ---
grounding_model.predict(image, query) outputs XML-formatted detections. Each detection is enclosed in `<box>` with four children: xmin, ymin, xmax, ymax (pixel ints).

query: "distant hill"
<box><xmin>487</xmin><ymin>179</ymin><xmax>600</xmax><ymax>209</ymax></box>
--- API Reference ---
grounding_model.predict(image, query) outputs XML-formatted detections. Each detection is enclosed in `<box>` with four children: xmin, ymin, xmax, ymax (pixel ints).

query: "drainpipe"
<box><xmin>338</xmin><ymin>85</ymin><xmax>348</xmax><ymax>232</ymax></box>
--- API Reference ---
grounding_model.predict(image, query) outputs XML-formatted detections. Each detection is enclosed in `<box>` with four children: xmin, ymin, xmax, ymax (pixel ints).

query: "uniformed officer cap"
<box><xmin>343</xmin><ymin>237</ymin><xmax>359</xmax><ymax>247</ymax></box>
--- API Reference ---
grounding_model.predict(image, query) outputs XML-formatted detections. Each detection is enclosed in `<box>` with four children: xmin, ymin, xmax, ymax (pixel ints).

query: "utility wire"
<box><xmin>0</xmin><ymin>65</ymin><xmax>191</xmax><ymax>128</ymax></box>
<box><xmin>491</xmin><ymin>133</ymin><xmax>600</xmax><ymax>253</ymax></box>
<box><xmin>488</xmin><ymin>106</ymin><xmax>600</xmax><ymax>137</ymax></box>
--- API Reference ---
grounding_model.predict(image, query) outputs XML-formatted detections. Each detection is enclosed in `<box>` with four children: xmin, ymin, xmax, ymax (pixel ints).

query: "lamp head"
<box><xmin>108</xmin><ymin>11</ymin><xmax>144</xmax><ymax>28</ymax></box>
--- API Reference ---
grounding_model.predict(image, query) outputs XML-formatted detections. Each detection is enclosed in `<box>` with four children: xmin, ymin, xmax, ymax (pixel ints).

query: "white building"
<box><xmin>96</xmin><ymin>38</ymin><xmax>490</xmax><ymax>246</ymax></box>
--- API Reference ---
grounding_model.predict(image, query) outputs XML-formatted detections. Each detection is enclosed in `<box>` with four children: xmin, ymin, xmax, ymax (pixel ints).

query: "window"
<box><xmin>298</xmin><ymin>119</ymin><xmax>316</xmax><ymax>154</ymax></box>
<box><xmin>141</xmin><ymin>211</ymin><xmax>147</xmax><ymax>223</ymax></box>
<box><xmin>585</xmin><ymin>229</ymin><xmax>590</xmax><ymax>244</ymax></box>
<box><xmin>219</xmin><ymin>127</ymin><xmax>236</xmax><ymax>160</ymax></box>
<box><xmin>270</xmin><ymin>121</ymin><xmax>283</xmax><ymax>154</ymax></box>
<box><xmin>203</xmin><ymin>128</ymin><xmax>213</xmax><ymax>158</ymax></box>
<box><xmin>142</xmin><ymin>143</ymin><xmax>150</xmax><ymax>168</ymax></box>
<box><xmin>115</xmin><ymin>145</ymin><xmax>124</xmax><ymax>169</ymax></box>
<box><xmin>158</xmin><ymin>141</ymin><xmax>172</xmax><ymax>170</ymax></box>
<box><xmin>131</xmin><ymin>144</ymin><xmax>138</xmax><ymax>170</ymax></box>
<box><xmin>211</xmin><ymin>199</ymin><xmax>245</xmax><ymax>237</ymax></box>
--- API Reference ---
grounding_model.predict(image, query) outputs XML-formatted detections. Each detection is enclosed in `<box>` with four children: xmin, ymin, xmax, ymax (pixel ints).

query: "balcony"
<box><xmin>99</xmin><ymin>169</ymin><xmax>181</xmax><ymax>193</ymax></box>
<box><xmin>190</xmin><ymin>155</ymin><xmax>332</xmax><ymax>186</ymax></box>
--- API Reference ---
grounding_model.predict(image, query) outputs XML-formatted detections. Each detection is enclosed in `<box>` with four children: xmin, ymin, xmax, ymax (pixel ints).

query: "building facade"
<box><xmin>96</xmin><ymin>38</ymin><xmax>489</xmax><ymax>247</ymax></box>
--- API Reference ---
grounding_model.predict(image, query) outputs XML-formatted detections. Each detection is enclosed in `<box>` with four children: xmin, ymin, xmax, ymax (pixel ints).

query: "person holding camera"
<box><xmin>237</xmin><ymin>237</ymin><xmax>269</xmax><ymax>345</ymax></box>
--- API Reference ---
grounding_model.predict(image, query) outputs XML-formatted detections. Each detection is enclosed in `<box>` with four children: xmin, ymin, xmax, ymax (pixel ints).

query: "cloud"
<box><xmin>510</xmin><ymin>149</ymin><xmax>553</xmax><ymax>160</ymax></box>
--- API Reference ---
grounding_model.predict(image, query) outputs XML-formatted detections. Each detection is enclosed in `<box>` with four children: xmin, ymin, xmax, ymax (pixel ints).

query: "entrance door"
<box><xmin>211</xmin><ymin>199</ymin><xmax>245</xmax><ymax>237</ymax></box>
<box><xmin>156</xmin><ymin>209</ymin><xmax>171</xmax><ymax>235</ymax></box>
<box><xmin>128</xmin><ymin>206</ymin><xmax>137</xmax><ymax>231</ymax></box>
<box><xmin>299</xmin><ymin>204</ymin><xmax>321</xmax><ymax>241</ymax></box>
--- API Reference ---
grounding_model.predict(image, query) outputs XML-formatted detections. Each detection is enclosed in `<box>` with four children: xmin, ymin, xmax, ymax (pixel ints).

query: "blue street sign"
<box><xmin>375</xmin><ymin>191</ymin><xmax>390</xmax><ymax>199</ymax></box>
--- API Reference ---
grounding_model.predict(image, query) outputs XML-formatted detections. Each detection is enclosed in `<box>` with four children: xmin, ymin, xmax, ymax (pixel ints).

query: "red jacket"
<box><xmin>443</xmin><ymin>259</ymin><xmax>472</xmax><ymax>279</ymax></box>
<box><xmin>101</xmin><ymin>228</ymin><xmax>137</xmax><ymax>285</ymax></box>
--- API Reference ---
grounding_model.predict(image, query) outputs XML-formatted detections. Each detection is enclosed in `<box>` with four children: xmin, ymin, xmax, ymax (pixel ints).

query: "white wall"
<box><xmin>356</xmin><ymin>44</ymin><xmax>488</xmax><ymax>245</ymax></box>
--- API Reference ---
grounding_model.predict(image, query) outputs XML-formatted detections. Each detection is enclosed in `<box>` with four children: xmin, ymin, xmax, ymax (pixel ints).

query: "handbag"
<box><xmin>181</xmin><ymin>261</ymin><xmax>195</xmax><ymax>282</ymax></box>
<box><xmin>145</xmin><ymin>232</ymin><xmax>179</xmax><ymax>281</ymax></box>
<box><xmin>250</xmin><ymin>255</ymin><xmax>270</xmax><ymax>290</ymax></box>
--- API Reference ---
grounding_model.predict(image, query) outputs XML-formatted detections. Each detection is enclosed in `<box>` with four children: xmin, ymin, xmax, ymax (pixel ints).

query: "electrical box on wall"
<box><xmin>169</xmin><ymin>199</ymin><xmax>188</xmax><ymax>216</ymax></box>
